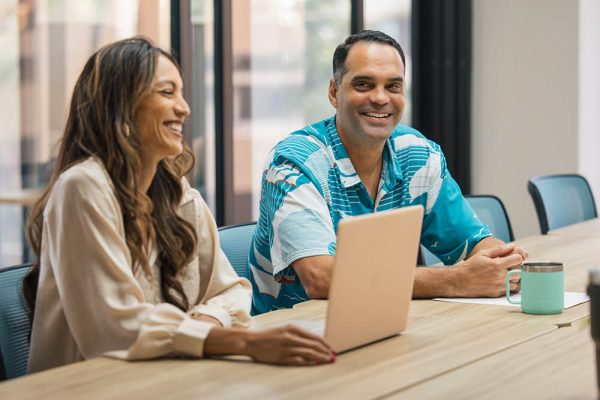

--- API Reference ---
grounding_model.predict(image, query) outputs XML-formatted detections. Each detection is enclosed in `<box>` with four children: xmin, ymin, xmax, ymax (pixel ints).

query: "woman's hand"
<box><xmin>244</xmin><ymin>324</ymin><xmax>335</xmax><ymax>366</ymax></box>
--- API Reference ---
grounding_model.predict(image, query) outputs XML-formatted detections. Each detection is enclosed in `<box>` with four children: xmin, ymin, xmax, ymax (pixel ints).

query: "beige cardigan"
<box><xmin>28</xmin><ymin>158</ymin><xmax>251</xmax><ymax>373</ymax></box>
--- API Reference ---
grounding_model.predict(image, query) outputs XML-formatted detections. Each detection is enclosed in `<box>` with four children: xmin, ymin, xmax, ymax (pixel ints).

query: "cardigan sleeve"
<box><xmin>43</xmin><ymin>168</ymin><xmax>236</xmax><ymax>361</ymax></box>
<box><xmin>178</xmin><ymin>179</ymin><xmax>252</xmax><ymax>329</ymax></box>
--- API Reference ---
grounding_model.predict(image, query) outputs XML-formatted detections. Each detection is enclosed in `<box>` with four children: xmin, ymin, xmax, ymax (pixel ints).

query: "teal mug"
<box><xmin>505</xmin><ymin>261</ymin><xmax>564</xmax><ymax>315</ymax></box>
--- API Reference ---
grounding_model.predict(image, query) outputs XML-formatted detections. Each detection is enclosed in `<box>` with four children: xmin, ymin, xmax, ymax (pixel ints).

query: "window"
<box><xmin>364</xmin><ymin>0</ymin><xmax>412</xmax><ymax>125</ymax></box>
<box><xmin>0</xmin><ymin>0</ymin><xmax>414</xmax><ymax>264</ymax></box>
<box><xmin>0</xmin><ymin>0</ymin><xmax>171</xmax><ymax>266</ymax></box>
<box><xmin>229</xmin><ymin>0</ymin><xmax>351</xmax><ymax>223</ymax></box>
<box><xmin>189</xmin><ymin>0</ymin><xmax>215</xmax><ymax>209</ymax></box>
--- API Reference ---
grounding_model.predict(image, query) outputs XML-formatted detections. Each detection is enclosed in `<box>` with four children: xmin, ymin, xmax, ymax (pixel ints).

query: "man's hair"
<box><xmin>332</xmin><ymin>30</ymin><xmax>405</xmax><ymax>86</ymax></box>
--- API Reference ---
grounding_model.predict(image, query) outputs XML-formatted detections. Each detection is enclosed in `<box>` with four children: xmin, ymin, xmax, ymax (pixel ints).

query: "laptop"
<box><xmin>292</xmin><ymin>205</ymin><xmax>424</xmax><ymax>353</ymax></box>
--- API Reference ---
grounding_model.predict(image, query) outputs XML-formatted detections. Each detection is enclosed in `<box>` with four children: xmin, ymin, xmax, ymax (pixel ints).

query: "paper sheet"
<box><xmin>433</xmin><ymin>291</ymin><xmax>589</xmax><ymax>309</ymax></box>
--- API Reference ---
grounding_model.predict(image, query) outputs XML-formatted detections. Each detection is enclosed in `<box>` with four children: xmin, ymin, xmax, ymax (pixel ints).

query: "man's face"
<box><xmin>329</xmin><ymin>42</ymin><xmax>405</xmax><ymax>147</ymax></box>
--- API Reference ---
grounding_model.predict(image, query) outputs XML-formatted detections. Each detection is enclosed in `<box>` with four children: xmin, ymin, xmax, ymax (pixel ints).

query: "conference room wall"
<box><xmin>471</xmin><ymin>0</ymin><xmax>600</xmax><ymax>238</ymax></box>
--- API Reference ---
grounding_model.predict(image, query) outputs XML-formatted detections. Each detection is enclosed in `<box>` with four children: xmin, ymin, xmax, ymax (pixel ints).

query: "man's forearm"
<box><xmin>412</xmin><ymin>266</ymin><xmax>460</xmax><ymax>298</ymax></box>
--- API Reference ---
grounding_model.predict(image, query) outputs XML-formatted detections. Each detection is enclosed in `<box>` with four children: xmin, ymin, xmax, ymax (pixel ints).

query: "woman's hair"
<box><xmin>23</xmin><ymin>37</ymin><xmax>197</xmax><ymax>313</ymax></box>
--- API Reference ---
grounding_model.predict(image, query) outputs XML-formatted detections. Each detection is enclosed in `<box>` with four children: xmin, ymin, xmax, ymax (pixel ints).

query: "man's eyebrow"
<box><xmin>350</xmin><ymin>75</ymin><xmax>404</xmax><ymax>83</ymax></box>
<box><xmin>350</xmin><ymin>75</ymin><xmax>374</xmax><ymax>82</ymax></box>
<box><xmin>388</xmin><ymin>76</ymin><xmax>404</xmax><ymax>83</ymax></box>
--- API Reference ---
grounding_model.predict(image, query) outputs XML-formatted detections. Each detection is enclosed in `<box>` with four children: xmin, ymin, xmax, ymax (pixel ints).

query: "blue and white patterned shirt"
<box><xmin>248</xmin><ymin>115</ymin><xmax>491</xmax><ymax>314</ymax></box>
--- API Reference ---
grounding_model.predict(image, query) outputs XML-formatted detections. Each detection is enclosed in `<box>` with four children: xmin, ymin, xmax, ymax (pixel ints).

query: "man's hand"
<box><xmin>468</xmin><ymin>236</ymin><xmax>528</xmax><ymax>261</ymax></box>
<box><xmin>506</xmin><ymin>243</ymin><xmax>528</xmax><ymax>261</ymax></box>
<box><xmin>453</xmin><ymin>244</ymin><xmax>524</xmax><ymax>297</ymax></box>
<box><xmin>413</xmin><ymin>243</ymin><xmax>524</xmax><ymax>298</ymax></box>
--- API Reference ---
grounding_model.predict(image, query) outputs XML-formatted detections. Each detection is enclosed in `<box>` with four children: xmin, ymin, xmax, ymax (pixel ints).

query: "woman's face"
<box><xmin>135</xmin><ymin>54</ymin><xmax>190</xmax><ymax>165</ymax></box>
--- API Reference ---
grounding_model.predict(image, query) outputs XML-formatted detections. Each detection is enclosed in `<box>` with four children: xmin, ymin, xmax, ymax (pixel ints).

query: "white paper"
<box><xmin>433</xmin><ymin>291</ymin><xmax>589</xmax><ymax>309</ymax></box>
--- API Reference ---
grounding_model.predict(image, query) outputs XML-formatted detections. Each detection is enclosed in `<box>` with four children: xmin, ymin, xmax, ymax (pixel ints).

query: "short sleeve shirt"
<box><xmin>248</xmin><ymin>116</ymin><xmax>491</xmax><ymax>314</ymax></box>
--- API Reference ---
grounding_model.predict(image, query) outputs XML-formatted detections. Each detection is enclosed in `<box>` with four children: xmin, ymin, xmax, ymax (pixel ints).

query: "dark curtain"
<box><xmin>411</xmin><ymin>0</ymin><xmax>472</xmax><ymax>193</ymax></box>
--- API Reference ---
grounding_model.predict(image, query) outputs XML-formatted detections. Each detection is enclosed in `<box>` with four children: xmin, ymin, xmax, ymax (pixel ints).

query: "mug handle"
<box><xmin>506</xmin><ymin>269</ymin><xmax>521</xmax><ymax>304</ymax></box>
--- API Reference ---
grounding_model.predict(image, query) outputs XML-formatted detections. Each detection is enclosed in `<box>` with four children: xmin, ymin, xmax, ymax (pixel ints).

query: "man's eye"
<box><xmin>354</xmin><ymin>82</ymin><xmax>370</xmax><ymax>90</ymax></box>
<box><xmin>387</xmin><ymin>83</ymin><xmax>403</xmax><ymax>92</ymax></box>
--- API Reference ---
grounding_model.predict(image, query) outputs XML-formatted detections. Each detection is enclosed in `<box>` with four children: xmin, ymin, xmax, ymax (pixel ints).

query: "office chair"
<box><xmin>466</xmin><ymin>195</ymin><xmax>515</xmax><ymax>243</ymax></box>
<box><xmin>419</xmin><ymin>194</ymin><xmax>515</xmax><ymax>265</ymax></box>
<box><xmin>218</xmin><ymin>222</ymin><xmax>257</xmax><ymax>279</ymax></box>
<box><xmin>528</xmin><ymin>174</ymin><xmax>597</xmax><ymax>234</ymax></box>
<box><xmin>0</xmin><ymin>263</ymin><xmax>33</xmax><ymax>379</ymax></box>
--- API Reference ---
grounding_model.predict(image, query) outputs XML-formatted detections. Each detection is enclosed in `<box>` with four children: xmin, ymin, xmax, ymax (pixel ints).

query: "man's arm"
<box><xmin>292</xmin><ymin>239</ymin><xmax>527</xmax><ymax>300</ymax></box>
<box><xmin>292</xmin><ymin>255</ymin><xmax>334</xmax><ymax>299</ymax></box>
<box><xmin>413</xmin><ymin>242</ymin><xmax>524</xmax><ymax>298</ymax></box>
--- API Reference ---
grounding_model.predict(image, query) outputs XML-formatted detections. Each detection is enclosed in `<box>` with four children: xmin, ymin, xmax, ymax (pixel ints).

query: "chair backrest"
<box><xmin>419</xmin><ymin>194</ymin><xmax>514</xmax><ymax>266</ymax></box>
<box><xmin>466</xmin><ymin>195</ymin><xmax>515</xmax><ymax>243</ymax></box>
<box><xmin>0</xmin><ymin>263</ymin><xmax>32</xmax><ymax>379</ymax></box>
<box><xmin>528</xmin><ymin>174</ymin><xmax>598</xmax><ymax>234</ymax></box>
<box><xmin>218</xmin><ymin>222</ymin><xmax>257</xmax><ymax>279</ymax></box>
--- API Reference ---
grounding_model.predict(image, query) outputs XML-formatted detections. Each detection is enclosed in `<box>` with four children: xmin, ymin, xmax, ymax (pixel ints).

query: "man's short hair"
<box><xmin>332</xmin><ymin>30</ymin><xmax>406</xmax><ymax>86</ymax></box>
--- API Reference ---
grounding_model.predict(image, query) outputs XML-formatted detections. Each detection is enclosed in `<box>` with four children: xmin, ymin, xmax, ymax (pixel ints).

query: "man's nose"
<box><xmin>368</xmin><ymin>86</ymin><xmax>389</xmax><ymax>105</ymax></box>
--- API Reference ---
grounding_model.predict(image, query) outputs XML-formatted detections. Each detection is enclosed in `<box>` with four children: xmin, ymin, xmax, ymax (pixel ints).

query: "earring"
<box><xmin>123</xmin><ymin>124</ymin><xmax>131</xmax><ymax>137</ymax></box>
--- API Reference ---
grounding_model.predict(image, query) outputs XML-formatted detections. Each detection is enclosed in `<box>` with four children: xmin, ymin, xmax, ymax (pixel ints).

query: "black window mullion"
<box><xmin>214</xmin><ymin>0</ymin><xmax>233</xmax><ymax>226</ymax></box>
<box><xmin>351</xmin><ymin>0</ymin><xmax>364</xmax><ymax>33</ymax></box>
<box><xmin>170</xmin><ymin>1</ymin><xmax>194</xmax><ymax>166</ymax></box>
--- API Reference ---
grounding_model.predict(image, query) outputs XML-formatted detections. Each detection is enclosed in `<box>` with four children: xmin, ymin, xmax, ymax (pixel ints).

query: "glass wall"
<box><xmin>190</xmin><ymin>0</ymin><xmax>215</xmax><ymax>209</ymax></box>
<box><xmin>229</xmin><ymin>0</ymin><xmax>351</xmax><ymax>223</ymax></box>
<box><xmin>0</xmin><ymin>0</ymin><xmax>170</xmax><ymax>266</ymax></box>
<box><xmin>364</xmin><ymin>0</ymin><xmax>412</xmax><ymax>125</ymax></box>
<box><xmin>0</xmin><ymin>0</ymin><xmax>414</xmax><ymax>265</ymax></box>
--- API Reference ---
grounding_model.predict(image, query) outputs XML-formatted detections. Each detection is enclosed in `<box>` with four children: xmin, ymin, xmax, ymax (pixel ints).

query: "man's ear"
<box><xmin>328</xmin><ymin>79</ymin><xmax>338</xmax><ymax>109</ymax></box>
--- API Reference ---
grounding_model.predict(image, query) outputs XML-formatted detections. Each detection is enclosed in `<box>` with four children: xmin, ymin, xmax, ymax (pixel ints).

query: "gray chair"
<box><xmin>218</xmin><ymin>222</ymin><xmax>257</xmax><ymax>279</ymax></box>
<box><xmin>0</xmin><ymin>263</ymin><xmax>33</xmax><ymax>379</ymax></box>
<box><xmin>420</xmin><ymin>194</ymin><xmax>515</xmax><ymax>265</ymax></box>
<box><xmin>528</xmin><ymin>174</ymin><xmax>597</xmax><ymax>234</ymax></box>
<box><xmin>466</xmin><ymin>195</ymin><xmax>514</xmax><ymax>243</ymax></box>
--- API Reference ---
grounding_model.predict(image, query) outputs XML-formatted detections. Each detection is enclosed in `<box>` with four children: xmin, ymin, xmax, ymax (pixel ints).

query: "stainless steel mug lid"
<box><xmin>522</xmin><ymin>261</ymin><xmax>563</xmax><ymax>273</ymax></box>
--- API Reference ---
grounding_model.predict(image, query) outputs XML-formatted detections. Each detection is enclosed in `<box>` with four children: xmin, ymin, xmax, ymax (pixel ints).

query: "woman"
<box><xmin>24</xmin><ymin>37</ymin><xmax>333</xmax><ymax>372</ymax></box>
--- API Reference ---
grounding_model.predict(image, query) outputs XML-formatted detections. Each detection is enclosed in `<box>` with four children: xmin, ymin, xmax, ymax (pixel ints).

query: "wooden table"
<box><xmin>0</xmin><ymin>189</ymin><xmax>43</xmax><ymax>206</ymax></box>
<box><xmin>393</xmin><ymin>318</ymin><xmax>596</xmax><ymax>400</ymax></box>
<box><xmin>0</xmin><ymin>224</ymin><xmax>597</xmax><ymax>399</ymax></box>
<box><xmin>0</xmin><ymin>305</ymin><xmax>556</xmax><ymax>400</ymax></box>
<box><xmin>0</xmin><ymin>188</ymin><xmax>43</xmax><ymax>264</ymax></box>
<box><xmin>548</xmin><ymin>218</ymin><xmax>600</xmax><ymax>238</ymax></box>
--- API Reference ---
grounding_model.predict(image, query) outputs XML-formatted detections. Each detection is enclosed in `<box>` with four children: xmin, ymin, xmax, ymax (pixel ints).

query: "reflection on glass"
<box><xmin>231</xmin><ymin>0</ymin><xmax>350</xmax><ymax>223</ymax></box>
<box><xmin>0</xmin><ymin>0</ymin><xmax>170</xmax><ymax>266</ymax></box>
<box><xmin>364</xmin><ymin>0</ymin><xmax>412</xmax><ymax>126</ymax></box>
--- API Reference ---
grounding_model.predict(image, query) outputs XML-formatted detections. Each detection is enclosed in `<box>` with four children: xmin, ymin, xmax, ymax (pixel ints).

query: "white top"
<box><xmin>28</xmin><ymin>158</ymin><xmax>251</xmax><ymax>373</ymax></box>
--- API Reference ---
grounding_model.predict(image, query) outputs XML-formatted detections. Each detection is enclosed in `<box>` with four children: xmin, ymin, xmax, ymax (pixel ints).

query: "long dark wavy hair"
<box><xmin>23</xmin><ymin>37</ymin><xmax>197</xmax><ymax>313</ymax></box>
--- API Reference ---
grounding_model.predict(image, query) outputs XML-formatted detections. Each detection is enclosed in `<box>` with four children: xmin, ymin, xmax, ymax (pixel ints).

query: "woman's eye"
<box><xmin>160</xmin><ymin>89</ymin><xmax>174</xmax><ymax>96</ymax></box>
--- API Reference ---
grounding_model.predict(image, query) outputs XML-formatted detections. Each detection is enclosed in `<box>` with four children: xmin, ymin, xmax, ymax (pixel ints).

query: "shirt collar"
<box><xmin>326</xmin><ymin>115</ymin><xmax>403</xmax><ymax>189</ymax></box>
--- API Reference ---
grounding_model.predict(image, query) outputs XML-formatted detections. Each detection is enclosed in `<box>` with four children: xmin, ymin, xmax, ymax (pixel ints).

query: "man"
<box><xmin>248</xmin><ymin>30</ymin><xmax>526</xmax><ymax>314</ymax></box>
